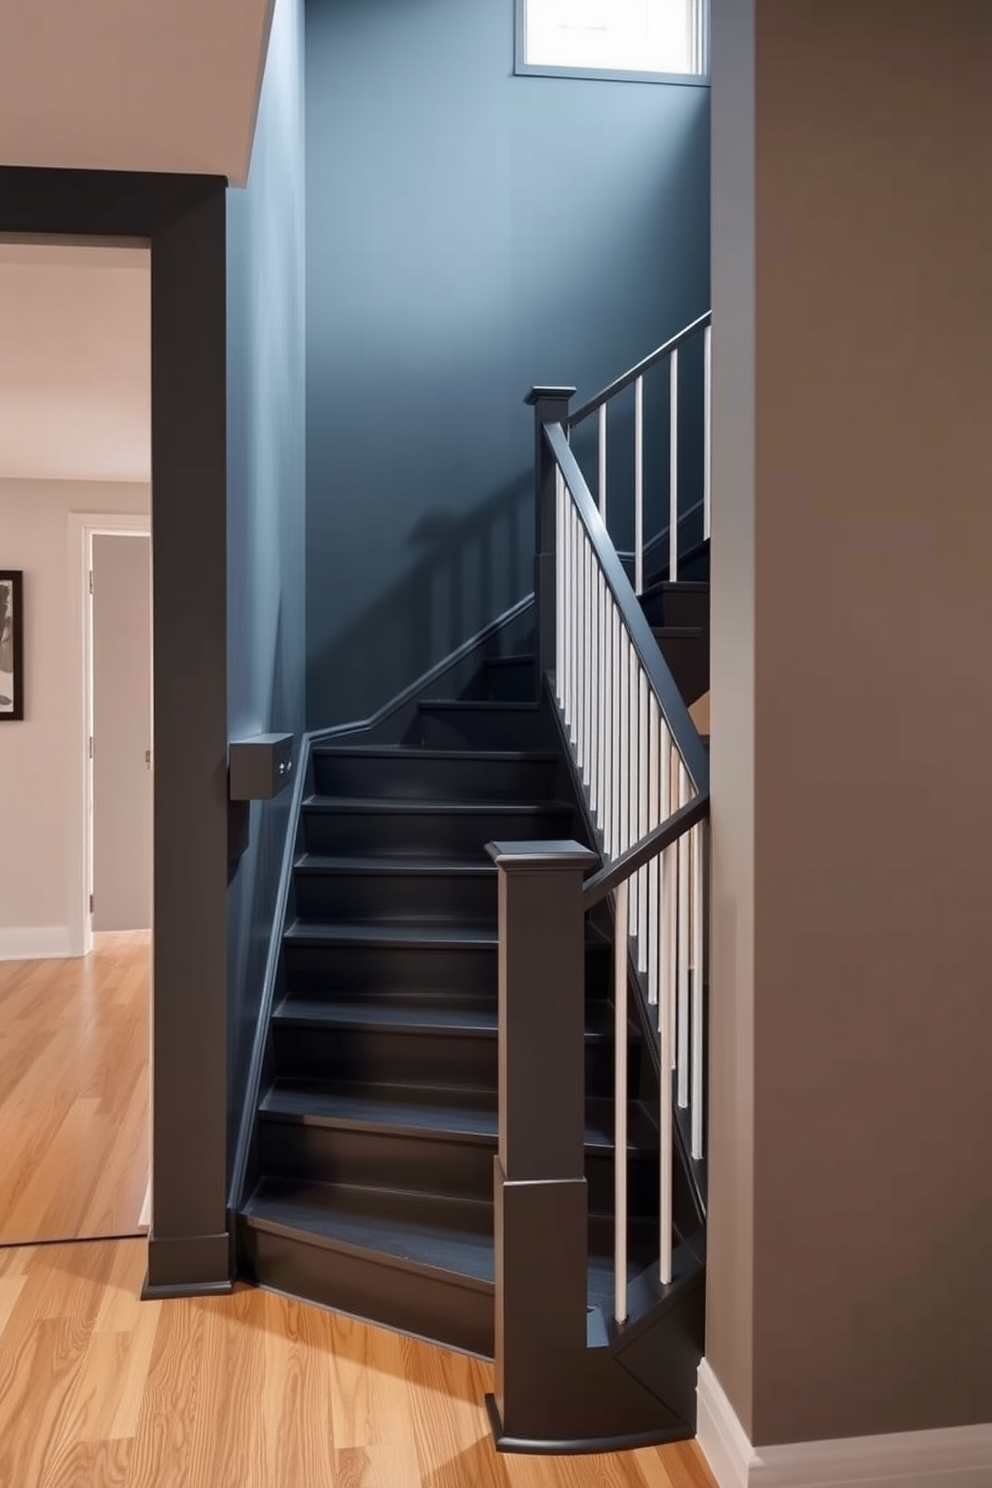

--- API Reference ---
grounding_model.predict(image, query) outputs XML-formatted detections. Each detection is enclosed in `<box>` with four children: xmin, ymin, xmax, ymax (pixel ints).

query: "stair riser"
<box><xmin>239</xmin><ymin>1222</ymin><xmax>495</xmax><ymax>1358</ymax></box>
<box><xmin>639</xmin><ymin>589</ymin><xmax>709</xmax><ymax>631</ymax></box>
<box><xmin>281</xmin><ymin>941</ymin><xmax>613</xmax><ymax>1000</ymax></box>
<box><xmin>259</xmin><ymin>1120</ymin><xmax>659</xmax><ymax>1214</ymax></box>
<box><xmin>312</xmin><ymin>751</ymin><xmax>556</xmax><ymax>802</ymax></box>
<box><xmin>460</xmin><ymin>658</ymin><xmax>536</xmax><ymax>703</ymax></box>
<box><xmin>301</xmin><ymin>805</ymin><xmax>573</xmax><ymax>858</ymax></box>
<box><xmin>269</xmin><ymin>1024</ymin><xmax>617</xmax><ymax>1097</ymax></box>
<box><xmin>653</xmin><ymin>634</ymin><xmax>708</xmax><ymax>707</ymax></box>
<box><xmin>417</xmin><ymin>707</ymin><xmax>554</xmax><ymax>752</ymax></box>
<box><xmin>293</xmin><ymin>869</ymin><xmax>497</xmax><ymax>925</ymax></box>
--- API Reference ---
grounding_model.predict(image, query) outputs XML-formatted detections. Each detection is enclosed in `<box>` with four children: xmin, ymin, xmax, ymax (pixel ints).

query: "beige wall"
<box><xmin>709</xmin><ymin>0</ymin><xmax>992</xmax><ymax>1447</ymax></box>
<box><xmin>0</xmin><ymin>481</ymin><xmax>150</xmax><ymax>957</ymax></box>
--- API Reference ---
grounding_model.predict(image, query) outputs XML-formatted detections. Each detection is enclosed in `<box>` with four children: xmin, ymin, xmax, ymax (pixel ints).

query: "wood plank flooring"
<box><xmin>0</xmin><ymin>1238</ymin><xmax>718</xmax><ymax>1488</ymax></box>
<box><xmin>0</xmin><ymin>933</ymin><xmax>149</xmax><ymax>1245</ymax></box>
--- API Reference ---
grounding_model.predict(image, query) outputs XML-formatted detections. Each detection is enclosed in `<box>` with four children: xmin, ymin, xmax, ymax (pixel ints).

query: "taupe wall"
<box><xmin>709</xmin><ymin>0</ymin><xmax>992</xmax><ymax>1447</ymax></box>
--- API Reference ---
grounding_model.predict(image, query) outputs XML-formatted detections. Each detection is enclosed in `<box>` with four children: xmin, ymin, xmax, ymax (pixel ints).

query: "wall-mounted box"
<box><xmin>229</xmin><ymin>732</ymin><xmax>295</xmax><ymax>801</ymax></box>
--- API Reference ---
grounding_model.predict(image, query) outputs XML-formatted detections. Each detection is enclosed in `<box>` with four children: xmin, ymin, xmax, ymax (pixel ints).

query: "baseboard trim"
<box><xmin>0</xmin><ymin>926</ymin><xmax>76</xmax><ymax>961</ymax></box>
<box><xmin>697</xmin><ymin>1360</ymin><xmax>992</xmax><ymax>1488</ymax></box>
<box><xmin>144</xmin><ymin>1230</ymin><xmax>231</xmax><ymax>1297</ymax></box>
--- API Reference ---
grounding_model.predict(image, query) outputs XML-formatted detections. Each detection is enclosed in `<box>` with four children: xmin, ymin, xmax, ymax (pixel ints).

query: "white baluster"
<box><xmin>612</xmin><ymin>605</ymin><xmax>621</xmax><ymax>861</ymax></box>
<box><xmin>562</xmin><ymin>490</ymin><xmax>571</xmax><ymax>729</ymax></box>
<box><xmin>556</xmin><ymin>468</ymin><xmax>565</xmax><ymax>707</ymax></box>
<box><xmin>599</xmin><ymin>402</ymin><xmax>608</xmax><ymax>522</ymax></box>
<box><xmin>647</xmin><ymin>698</ymin><xmax>660</xmax><ymax>1006</ymax></box>
<box><xmin>669</xmin><ymin>349</ymin><xmax>679</xmax><ymax>582</ymax></box>
<box><xmin>566</xmin><ymin>504</ymin><xmax>575</xmax><ymax>745</ymax></box>
<box><xmin>703</xmin><ymin>322</ymin><xmax>712</xmax><ymax>544</ymax></box>
<box><xmin>659</xmin><ymin>921</ymin><xmax>673</xmax><ymax>1288</ymax></box>
<box><xmin>629</xmin><ymin>649</ymin><xmax>639</xmax><ymax>932</ymax></box>
<box><xmin>580</xmin><ymin>535</ymin><xmax>590</xmax><ymax>782</ymax></box>
<box><xmin>677</xmin><ymin>763</ymin><xmax>690</xmax><ymax>1109</ymax></box>
<box><xmin>634</xmin><ymin>375</ymin><xmax>644</xmax><ymax>596</ymax></box>
<box><xmin>692</xmin><ymin>817</ymin><xmax>705</xmax><ymax>1160</ymax></box>
<box><xmin>629</xmin><ymin>647</ymin><xmax>640</xmax><ymax>943</ymax></box>
<box><xmin>590</xmin><ymin>564</ymin><xmax>599</xmax><ymax>822</ymax></box>
<box><xmin>637</xmin><ymin>669</ymin><xmax>649</xmax><ymax>973</ymax></box>
<box><xmin>614</xmin><ymin>877</ymin><xmax>629</xmax><ymax>1323</ymax></box>
<box><xmin>618</xmin><ymin>632</ymin><xmax>629</xmax><ymax>862</ymax></box>
<box><xmin>597</xmin><ymin>573</ymin><xmax>607</xmax><ymax>831</ymax></box>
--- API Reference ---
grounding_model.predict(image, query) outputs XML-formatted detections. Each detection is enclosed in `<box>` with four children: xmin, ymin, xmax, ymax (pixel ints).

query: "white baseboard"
<box><xmin>0</xmin><ymin>926</ymin><xmax>77</xmax><ymax>961</ymax></box>
<box><xmin>697</xmin><ymin>1359</ymin><xmax>992</xmax><ymax>1488</ymax></box>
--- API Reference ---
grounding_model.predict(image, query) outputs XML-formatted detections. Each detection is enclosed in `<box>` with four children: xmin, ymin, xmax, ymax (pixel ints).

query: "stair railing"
<box><xmin>484</xmin><ymin>368</ymin><xmax>711</xmax><ymax>1450</ymax></box>
<box><xmin>566</xmin><ymin>310</ymin><xmax>711</xmax><ymax>592</ymax></box>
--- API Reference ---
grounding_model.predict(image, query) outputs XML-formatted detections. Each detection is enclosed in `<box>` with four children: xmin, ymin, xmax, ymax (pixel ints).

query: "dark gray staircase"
<box><xmin>639</xmin><ymin>542</ymin><xmax>710</xmax><ymax>709</ymax></box>
<box><xmin>236</xmin><ymin>647</ymin><xmax>665</xmax><ymax>1356</ymax></box>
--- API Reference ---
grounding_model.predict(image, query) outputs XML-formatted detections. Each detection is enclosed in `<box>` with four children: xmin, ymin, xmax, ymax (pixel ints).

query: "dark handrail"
<box><xmin>583</xmin><ymin>793</ymin><xmax>709</xmax><ymax>910</ymax></box>
<box><xmin>543</xmin><ymin>421</ymin><xmax>710</xmax><ymax>795</ymax></box>
<box><xmin>566</xmin><ymin>310</ymin><xmax>711</xmax><ymax>429</ymax></box>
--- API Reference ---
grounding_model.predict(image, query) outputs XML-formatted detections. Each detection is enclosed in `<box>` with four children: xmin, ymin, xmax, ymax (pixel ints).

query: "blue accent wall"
<box><xmin>305</xmin><ymin>0</ymin><xmax>710</xmax><ymax>726</ymax></box>
<box><xmin>226</xmin><ymin>0</ymin><xmax>307</xmax><ymax>1189</ymax></box>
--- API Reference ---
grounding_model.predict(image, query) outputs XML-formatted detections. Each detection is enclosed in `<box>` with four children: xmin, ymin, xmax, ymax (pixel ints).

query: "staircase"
<box><xmin>235</xmin><ymin>313</ymin><xmax>713</xmax><ymax>1451</ymax></box>
<box><xmin>236</xmin><ymin>637</ymin><xmax>703</xmax><ymax>1356</ymax></box>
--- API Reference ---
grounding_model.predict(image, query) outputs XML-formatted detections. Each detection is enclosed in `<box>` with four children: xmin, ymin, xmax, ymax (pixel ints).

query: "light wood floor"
<box><xmin>0</xmin><ymin>1238</ymin><xmax>718</xmax><ymax>1488</ymax></box>
<box><xmin>0</xmin><ymin>932</ymin><xmax>149</xmax><ymax>1246</ymax></box>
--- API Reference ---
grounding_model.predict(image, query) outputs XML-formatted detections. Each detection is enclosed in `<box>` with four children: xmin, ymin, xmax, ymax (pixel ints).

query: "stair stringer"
<box><xmin>228</xmin><ymin>594</ymin><xmax>537</xmax><ymax>1239</ymax></box>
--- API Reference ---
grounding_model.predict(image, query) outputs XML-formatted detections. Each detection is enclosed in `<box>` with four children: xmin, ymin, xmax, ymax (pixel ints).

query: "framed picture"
<box><xmin>0</xmin><ymin>570</ymin><xmax>23</xmax><ymax>721</ymax></box>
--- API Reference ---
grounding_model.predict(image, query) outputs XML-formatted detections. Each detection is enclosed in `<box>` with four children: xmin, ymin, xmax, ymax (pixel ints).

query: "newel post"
<box><xmin>526</xmin><ymin>386</ymin><xmax>574</xmax><ymax>700</ymax></box>
<box><xmin>484</xmin><ymin>838</ymin><xmax>599</xmax><ymax>1448</ymax></box>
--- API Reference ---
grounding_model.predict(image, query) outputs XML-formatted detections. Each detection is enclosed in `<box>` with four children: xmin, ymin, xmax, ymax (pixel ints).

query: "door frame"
<box><xmin>68</xmin><ymin>513</ymin><xmax>152</xmax><ymax>958</ymax></box>
<box><xmin>0</xmin><ymin>167</ymin><xmax>232</xmax><ymax>1298</ymax></box>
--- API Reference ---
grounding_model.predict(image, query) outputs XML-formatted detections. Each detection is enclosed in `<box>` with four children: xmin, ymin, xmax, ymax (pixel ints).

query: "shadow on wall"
<box><xmin>307</xmin><ymin>469</ymin><xmax>533</xmax><ymax>729</ymax></box>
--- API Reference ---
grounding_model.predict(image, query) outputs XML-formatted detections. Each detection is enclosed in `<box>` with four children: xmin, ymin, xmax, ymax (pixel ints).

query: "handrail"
<box><xmin>544</xmin><ymin>421</ymin><xmax>710</xmax><ymax>795</ymax></box>
<box><xmin>583</xmin><ymin>791</ymin><xmax>709</xmax><ymax>910</ymax></box>
<box><xmin>566</xmin><ymin>310</ymin><xmax>711</xmax><ymax>429</ymax></box>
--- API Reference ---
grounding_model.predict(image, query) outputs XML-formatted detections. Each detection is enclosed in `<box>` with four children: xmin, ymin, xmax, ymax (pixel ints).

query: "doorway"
<box><xmin>0</xmin><ymin>240</ymin><xmax>152</xmax><ymax>1247</ymax></box>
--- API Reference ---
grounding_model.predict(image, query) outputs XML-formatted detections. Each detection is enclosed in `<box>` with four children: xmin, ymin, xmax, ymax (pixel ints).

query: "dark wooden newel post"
<box><xmin>526</xmin><ymin>386</ymin><xmax>574</xmax><ymax>701</ymax></box>
<box><xmin>485</xmin><ymin>838</ymin><xmax>598</xmax><ymax>1448</ymax></box>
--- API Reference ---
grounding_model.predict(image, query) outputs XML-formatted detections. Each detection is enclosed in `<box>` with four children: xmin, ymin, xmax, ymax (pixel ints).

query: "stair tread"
<box><xmin>243</xmin><ymin>1179</ymin><xmax>642</xmax><ymax>1296</ymax></box>
<box><xmin>273</xmin><ymin>995</ymin><xmax>614</xmax><ymax>1037</ymax></box>
<box><xmin>304</xmin><ymin>795</ymin><xmax>570</xmax><ymax>815</ymax></box>
<box><xmin>284</xmin><ymin>919</ymin><xmax>608</xmax><ymax>949</ymax></box>
<box><xmin>274</xmin><ymin>996</ymin><xmax>500</xmax><ymax>1033</ymax></box>
<box><xmin>244</xmin><ymin>1178</ymin><xmax>495</xmax><ymax>1285</ymax></box>
<box><xmin>294</xmin><ymin>853</ymin><xmax>496</xmax><ymax>877</ymax></box>
<box><xmin>259</xmin><ymin>1078</ymin><xmax>655</xmax><ymax>1151</ymax></box>
<box><xmin>285</xmin><ymin>920</ymin><xmax>498</xmax><ymax>948</ymax></box>
<box><xmin>650</xmin><ymin>625</ymin><xmax>704</xmax><ymax>639</ymax></box>
<box><xmin>311</xmin><ymin>745</ymin><xmax>555</xmax><ymax>761</ymax></box>
<box><xmin>419</xmin><ymin>700</ymin><xmax>540</xmax><ymax>712</ymax></box>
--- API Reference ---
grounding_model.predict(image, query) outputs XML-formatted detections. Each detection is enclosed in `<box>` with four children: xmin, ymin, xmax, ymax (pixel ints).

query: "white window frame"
<box><xmin>514</xmin><ymin>0</ymin><xmax>710</xmax><ymax>85</ymax></box>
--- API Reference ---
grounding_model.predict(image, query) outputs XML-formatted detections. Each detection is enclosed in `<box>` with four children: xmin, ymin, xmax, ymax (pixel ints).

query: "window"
<box><xmin>515</xmin><ymin>0</ymin><xmax>709</xmax><ymax>83</ymax></box>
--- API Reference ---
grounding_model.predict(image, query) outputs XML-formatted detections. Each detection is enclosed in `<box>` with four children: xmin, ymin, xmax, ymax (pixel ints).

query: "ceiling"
<box><xmin>0</xmin><ymin>0</ymin><xmax>274</xmax><ymax>185</ymax></box>
<box><xmin>0</xmin><ymin>242</ymin><xmax>151</xmax><ymax>485</ymax></box>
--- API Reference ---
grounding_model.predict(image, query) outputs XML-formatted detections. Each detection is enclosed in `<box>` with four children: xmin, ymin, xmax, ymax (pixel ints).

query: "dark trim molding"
<box><xmin>143</xmin><ymin>1232</ymin><xmax>234</xmax><ymax>1298</ymax></box>
<box><xmin>0</xmin><ymin>167</ymin><xmax>230</xmax><ymax>1288</ymax></box>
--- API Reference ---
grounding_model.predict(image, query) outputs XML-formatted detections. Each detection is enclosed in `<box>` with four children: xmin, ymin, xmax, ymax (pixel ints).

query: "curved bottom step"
<box><xmin>239</xmin><ymin>1178</ymin><xmax>658</xmax><ymax>1359</ymax></box>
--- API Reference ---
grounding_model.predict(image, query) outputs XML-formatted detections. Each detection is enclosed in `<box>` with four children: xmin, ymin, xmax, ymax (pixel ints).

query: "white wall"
<box><xmin>0</xmin><ymin>479</ymin><xmax>149</xmax><ymax>958</ymax></box>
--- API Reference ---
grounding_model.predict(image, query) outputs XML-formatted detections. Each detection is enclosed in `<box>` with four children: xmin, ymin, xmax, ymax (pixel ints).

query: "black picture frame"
<box><xmin>0</xmin><ymin>570</ymin><xmax>24</xmax><ymax>721</ymax></box>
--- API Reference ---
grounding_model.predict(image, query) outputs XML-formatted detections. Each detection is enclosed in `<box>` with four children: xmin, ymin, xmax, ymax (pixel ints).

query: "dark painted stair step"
<box><xmin>301</xmin><ymin>795</ymin><xmax>574</xmax><ymax>859</ymax></box>
<box><xmin>638</xmin><ymin>580</ymin><xmax>709</xmax><ymax>631</ymax></box>
<box><xmin>239</xmin><ymin>1178</ymin><xmax>657</xmax><ymax>1358</ymax></box>
<box><xmin>257</xmin><ymin>1079</ymin><xmax>660</xmax><ymax>1212</ymax></box>
<box><xmin>240</xmin><ymin>1177</ymin><xmax>495</xmax><ymax>1357</ymax></box>
<box><xmin>415</xmin><ymin>700</ymin><xmax>554</xmax><ymax>751</ymax></box>
<box><xmin>269</xmin><ymin>994</ymin><xmax>619</xmax><ymax>1094</ymax></box>
<box><xmin>650</xmin><ymin>626</ymin><xmax>708</xmax><ymax>707</ymax></box>
<box><xmin>311</xmin><ymin>746</ymin><xmax>556</xmax><ymax>803</ymax></box>
<box><xmin>293</xmin><ymin>855</ymin><xmax>497</xmax><ymax>925</ymax></box>
<box><xmin>460</xmin><ymin>655</ymin><xmax>537</xmax><ymax>703</ymax></box>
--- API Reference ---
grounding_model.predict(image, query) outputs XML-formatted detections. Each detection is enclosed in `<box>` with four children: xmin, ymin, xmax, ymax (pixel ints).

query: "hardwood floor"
<box><xmin>0</xmin><ymin>933</ymin><xmax>149</xmax><ymax>1246</ymax></box>
<box><xmin>0</xmin><ymin>1238</ymin><xmax>718</xmax><ymax>1488</ymax></box>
